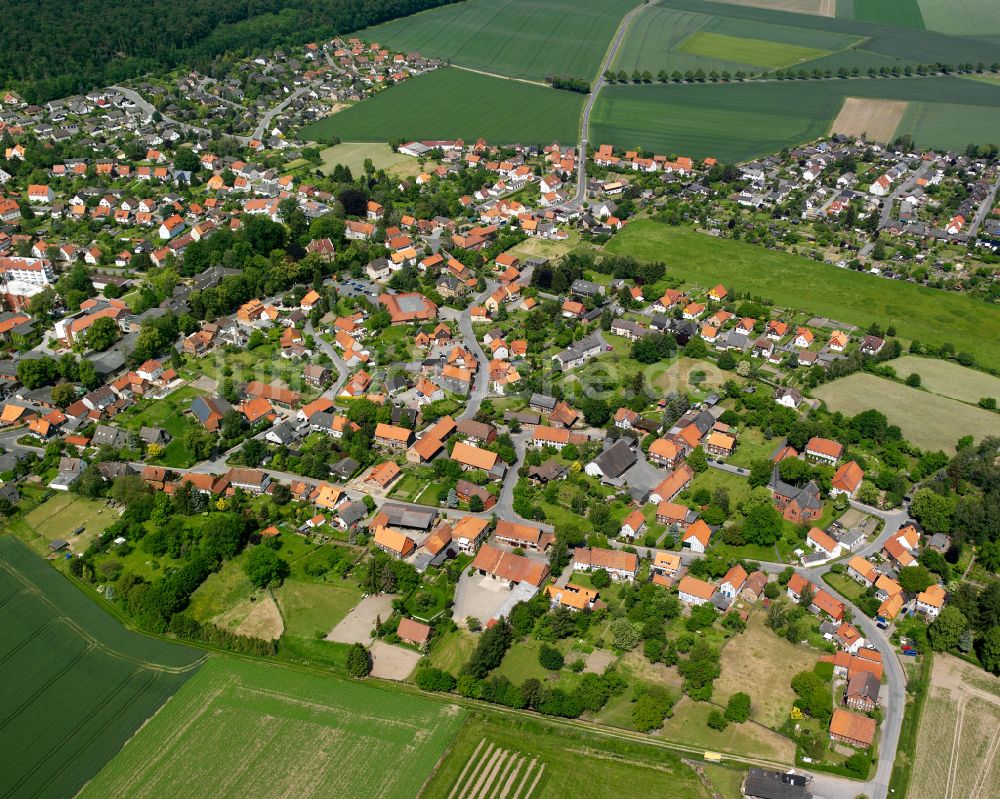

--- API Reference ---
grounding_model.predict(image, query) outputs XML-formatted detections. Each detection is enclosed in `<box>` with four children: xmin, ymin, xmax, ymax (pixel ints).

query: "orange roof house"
<box><xmin>373</xmin><ymin>525</ymin><xmax>415</xmax><ymax>558</ymax></box>
<box><xmin>830</xmin><ymin>708</ymin><xmax>876</xmax><ymax>749</ymax></box>
<box><xmin>471</xmin><ymin>543</ymin><xmax>550</xmax><ymax>587</ymax></box>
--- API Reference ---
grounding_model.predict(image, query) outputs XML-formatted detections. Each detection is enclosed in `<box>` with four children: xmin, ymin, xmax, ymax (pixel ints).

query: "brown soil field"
<box><xmin>831</xmin><ymin>97</ymin><xmax>908</xmax><ymax>142</ymax></box>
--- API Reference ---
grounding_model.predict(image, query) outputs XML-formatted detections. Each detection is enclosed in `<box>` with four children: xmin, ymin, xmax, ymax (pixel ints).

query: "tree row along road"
<box><xmin>568</xmin><ymin>1</ymin><xmax>647</xmax><ymax>209</ymax></box>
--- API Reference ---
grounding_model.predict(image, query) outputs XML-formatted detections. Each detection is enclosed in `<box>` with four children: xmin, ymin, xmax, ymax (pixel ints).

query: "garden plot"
<box><xmin>445</xmin><ymin>739</ymin><xmax>545</xmax><ymax>799</ymax></box>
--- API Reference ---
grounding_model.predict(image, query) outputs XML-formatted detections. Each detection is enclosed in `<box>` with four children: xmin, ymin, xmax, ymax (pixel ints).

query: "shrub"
<box><xmin>539</xmin><ymin>643</ymin><xmax>565</xmax><ymax>671</ymax></box>
<box><xmin>590</xmin><ymin>568</ymin><xmax>611</xmax><ymax>589</ymax></box>
<box><xmin>415</xmin><ymin>667</ymin><xmax>456</xmax><ymax>692</ymax></box>
<box><xmin>725</xmin><ymin>692</ymin><xmax>751</xmax><ymax>723</ymax></box>
<box><xmin>346</xmin><ymin>643</ymin><xmax>371</xmax><ymax>677</ymax></box>
<box><xmin>707</xmin><ymin>709</ymin><xmax>728</xmax><ymax>731</ymax></box>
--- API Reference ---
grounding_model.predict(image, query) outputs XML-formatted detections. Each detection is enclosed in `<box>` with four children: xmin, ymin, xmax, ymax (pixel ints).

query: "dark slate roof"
<box><xmin>591</xmin><ymin>439</ymin><xmax>637</xmax><ymax>479</ymax></box>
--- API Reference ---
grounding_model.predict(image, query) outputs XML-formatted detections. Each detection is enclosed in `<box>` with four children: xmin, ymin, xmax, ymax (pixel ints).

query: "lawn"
<box><xmin>493</xmin><ymin>637</ymin><xmax>575</xmax><ymax>685</ymax></box>
<box><xmin>420</xmin><ymin>712</ymin><xmax>714</xmax><ymax>799</ymax></box>
<box><xmin>318</xmin><ymin>142</ymin><xmax>425</xmax><ymax>178</ymax></box>
<box><xmin>823</xmin><ymin>571</ymin><xmax>865</xmax><ymax>602</ymax></box>
<box><xmin>677</xmin><ymin>31</ymin><xmax>831</xmax><ymax>69</ymax></box>
<box><xmin>0</xmin><ymin>536</ymin><xmax>202</xmax><ymax>799</ymax></box>
<box><xmin>428</xmin><ymin>628</ymin><xmax>478</xmax><ymax>673</ymax></box>
<box><xmin>80</xmin><ymin>657</ymin><xmax>465</xmax><ymax>799</ymax></box>
<box><xmin>299</xmin><ymin>68</ymin><xmax>584</xmax><ymax>146</ymax></box>
<box><xmin>605</xmin><ymin>221</ymin><xmax>1000</xmax><ymax>372</ymax></box>
<box><xmin>116</xmin><ymin>383</ymin><xmax>209</xmax><ymax>467</ymax></box>
<box><xmin>715</xmin><ymin>610</ymin><xmax>820</xmax><ymax>730</ymax></box>
<box><xmin>727</xmin><ymin>427</ymin><xmax>779</xmax><ymax>469</ymax></box>
<box><xmin>590</xmin><ymin>76</ymin><xmax>1000</xmax><ymax>160</ymax></box>
<box><xmin>813</xmin><ymin>373</ymin><xmax>1000</xmax><ymax>452</ymax></box>
<box><xmin>21</xmin><ymin>493</ymin><xmax>118</xmax><ymax>554</ymax></box>
<box><xmin>685</xmin><ymin>467</ymin><xmax>752</xmax><ymax>508</ymax></box>
<box><xmin>355</xmin><ymin>0</ymin><xmax>639</xmax><ymax>82</ymax></box>
<box><xmin>274</xmin><ymin>578</ymin><xmax>364</xmax><ymax>639</ymax></box>
<box><xmin>660</xmin><ymin>696</ymin><xmax>796</xmax><ymax>763</ymax></box>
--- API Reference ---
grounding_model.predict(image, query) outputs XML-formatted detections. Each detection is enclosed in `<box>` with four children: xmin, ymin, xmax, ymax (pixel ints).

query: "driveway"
<box><xmin>453</xmin><ymin>572</ymin><xmax>518</xmax><ymax>627</ymax></box>
<box><xmin>326</xmin><ymin>594</ymin><xmax>394</xmax><ymax>645</ymax></box>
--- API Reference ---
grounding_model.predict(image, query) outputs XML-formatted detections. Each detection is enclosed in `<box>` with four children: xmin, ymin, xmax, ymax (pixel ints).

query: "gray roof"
<box><xmin>92</xmin><ymin>424</ymin><xmax>129</xmax><ymax>448</ymax></box>
<box><xmin>743</xmin><ymin>768</ymin><xmax>811</xmax><ymax>799</ymax></box>
<box><xmin>591</xmin><ymin>439</ymin><xmax>637</xmax><ymax>479</ymax></box>
<box><xmin>379</xmin><ymin>502</ymin><xmax>437</xmax><ymax>530</ymax></box>
<box><xmin>330</xmin><ymin>457</ymin><xmax>360</xmax><ymax>479</ymax></box>
<box><xmin>337</xmin><ymin>500</ymin><xmax>366</xmax><ymax>526</ymax></box>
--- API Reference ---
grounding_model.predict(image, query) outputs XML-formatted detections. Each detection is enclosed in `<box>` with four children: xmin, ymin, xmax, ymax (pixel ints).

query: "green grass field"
<box><xmin>0</xmin><ymin>536</ymin><xmax>202</xmax><ymax>799</ymax></box>
<box><xmin>300</xmin><ymin>68</ymin><xmax>583</xmax><ymax>146</ymax></box>
<box><xmin>813</xmin><ymin>373</ymin><xmax>1000</xmax><ymax>451</ymax></box>
<box><xmin>853</xmin><ymin>0</ymin><xmax>925</xmax><ymax>28</ymax></box>
<box><xmin>20</xmin><ymin>493</ymin><xmax>117</xmax><ymax>554</ymax></box>
<box><xmin>591</xmin><ymin>76</ymin><xmax>1000</xmax><ymax>159</ymax></box>
<box><xmin>917</xmin><ymin>0</ymin><xmax>1000</xmax><ymax>36</ymax></box>
<box><xmin>677</xmin><ymin>31</ymin><xmax>831</xmax><ymax>69</ymax></box>
<box><xmin>889</xmin><ymin>356</ymin><xmax>1000</xmax><ymax>405</ymax></box>
<box><xmin>318</xmin><ymin>141</ymin><xmax>424</xmax><ymax>177</ymax></box>
<box><xmin>81</xmin><ymin>657</ymin><xmax>465</xmax><ymax>799</ymax></box>
<box><xmin>605</xmin><ymin>221</ymin><xmax>1000</xmax><ymax>371</ymax></box>
<box><xmin>420</xmin><ymin>712</ymin><xmax>714</xmax><ymax>798</ymax></box>
<box><xmin>356</xmin><ymin>0</ymin><xmax>637</xmax><ymax>82</ymax></box>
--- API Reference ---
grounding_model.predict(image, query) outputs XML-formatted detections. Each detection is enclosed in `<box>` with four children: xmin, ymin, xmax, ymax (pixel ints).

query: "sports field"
<box><xmin>676</xmin><ymin>31</ymin><xmax>830</xmax><ymax>69</ymax></box>
<box><xmin>889</xmin><ymin>356</ymin><xmax>1000</xmax><ymax>405</ymax></box>
<box><xmin>0</xmin><ymin>536</ymin><xmax>202</xmax><ymax>799</ymax></box>
<box><xmin>813</xmin><ymin>374</ymin><xmax>1000</xmax><ymax>451</ymax></box>
<box><xmin>357</xmin><ymin>0</ymin><xmax>637</xmax><ymax>82</ymax></box>
<box><xmin>605</xmin><ymin>221</ymin><xmax>1000</xmax><ymax>371</ymax></box>
<box><xmin>590</xmin><ymin>76</ymin><xmax>1000</xmax><ymax>159</ymax></box>
<box><xmin>299</xmin><ymin>68</ymin><xmax>583</xmax><ymax>146</ymax></box>
<box><xmin>420</xmin><ymin>713</ymin><xmax>715</xmax><ymax>798</ymax></box>
<box><xmin>81</xmin><ymin>657</ymin><xmax>465</xmax><ymax>799</ymax></box>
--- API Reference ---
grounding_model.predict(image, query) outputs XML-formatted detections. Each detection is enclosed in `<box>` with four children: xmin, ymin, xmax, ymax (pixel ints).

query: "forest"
<box><xmin>0</xmin><ymin>0</ymin><xmax>459</xmax><ymax>103</ymax></box>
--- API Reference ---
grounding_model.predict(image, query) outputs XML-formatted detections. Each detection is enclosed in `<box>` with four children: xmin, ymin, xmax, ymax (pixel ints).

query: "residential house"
<box><xmin>572</xmin><ymin>547</ymin><xmax>639</xmax><ymax>581</ymax></box>
<box><xmin>678</xmin><ymin>576</ymin><xmax>716</xmax><ymax>606</ymax></box>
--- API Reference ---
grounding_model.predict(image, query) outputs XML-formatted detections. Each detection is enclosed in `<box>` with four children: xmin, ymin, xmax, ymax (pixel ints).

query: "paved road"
<box><xmin>110</xmin><ymin>86</ymin><xmax>250</xmax><ymax>144</ymax></box>
<box><xmin>251</xmin><ymin>87</ymin><xmax>307</xmax><ymax>142</ymax></box>
<box><xmin>304</xmin><ymin>319</ymin><xmax>350</xmax><ymax>398</ymax></box>
<box><xmin>967</xmin><ymin>171</ymin><xmax>1000</xmax><ymax>239</ymax></box>
<box><xmin>567</xmin><ymin>2</ymin><xmax>646</xmax><ymax>209</ymax></box>
<box><xmin>878</xmin><ymin>161</ymin><xmax>932</xmax><ymax>229</ymax></box>
<box><xmin>454</xmin><ymin>282</ymin><xmax>496</xmax><ymax>421</ymax></box>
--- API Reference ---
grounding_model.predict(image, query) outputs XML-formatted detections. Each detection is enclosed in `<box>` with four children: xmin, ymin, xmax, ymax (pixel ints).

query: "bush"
<box><xmin>844</xmin><ymin>751</ymin><xmax>871</xmax><ymax>778</ymax></box>
<box><xmin>610</xmin><ymin>618</ymin><xmax>640</xmax><ymax>650</ymax></box>
<box><xmin>415</xmin><ymin>667</ymin><xmax>456</xmax><ymax>692</ymax></box>
<box><xmin>346</xmin><ymin>643</ymin><xmax>371</xmax><ymax>677</ymax></box>
<box><xmin>707</xmin><ymin>709</ymin><xmax>728</xmax><ymax>731</ymax></box>
<box><xmin>725</xmin><ymin>692</ymin><xmax>751</xmax><ymax>723</ymax></box>
<box><xmin>590</xmin><ymin>568</ymin><xmax>611</xmax><ymax>589</ymax></box>
<box><xmin>764</xmin><ymin>582</ymin><xmax>780</xmax><ymax>600</ymax></box>
<box><xmin>539</xmin><ymin>643</ymin><xmax>565</xmax><ymax>670</ymax></box>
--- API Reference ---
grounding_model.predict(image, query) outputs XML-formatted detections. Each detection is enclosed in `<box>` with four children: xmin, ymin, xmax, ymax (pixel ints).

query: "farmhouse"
<box><xmin>546</xmin><ymin>583</ymin><xmax>600</xmax><ymax>611</ymax></box>
<box><xmin>584</xmin><ymin>439</ymin><xmax>637</xmax><ymax>482</ymax></box>
<box><xmin>829</xmin><ymin>708</ymin><xmax>876</xmax><ymax>749</ymax></box>
<box><xmin>678</xmin><ymin>576</ymin><xmax>715</xmax><ymax>606</ymax></box>
<box><xmin>682</xmin><ymin>519</ymin><xmax>713</xmax><ymax>553</ymax></box>
<box><xmin>806</xmin><ymin>527</ymin><xmax>841</xmax><ymax>560</ymax></box>
<box><xmin>831</xmin><ymin>461</ymin><xmax>864</xmax><ymax>498</ymax></box>
<box><xmin>373</xmin><ymin>525</ymin><xmax>416</xmax><ymax>559</ymax></box>
<box><xmin>915</xmin><ymin>584</ymin><xmax>946</xmax><ymax>618</ymax></box>
<box><xmin>495</xmin><ymin>519</ymin><xmax>551</xmax><ymax>551</ymax></box>
<box><xmin>620</xmin><ymin>509</ymin><xmax>646</xmax><ymax>540</ymax></box>
<box><xmin>451</xmin><ymin>516</ymin><xmax>490</xmax><ymax>553</ymax></box>
<box><xmin>805</xmin><ymin>437</ymin><xmax>843</xmax><ymax>465</ymax></box>
<box><xmin>844</xmin><ymin>671</ymin><xmax>880</xmax><ymax>712</ymax></box>
<box><xmin>651</xmin><ymin>551</ymin><xmax>682</xmax><ymax>580</ymax></box>
<box><xmin>471</xmin><ymin>543</ymin><xmax>550</xmax><ymax>589</ymax></box>
<box><xmin>572</xmin><ymin>547</ymin><xmax>639</xmax><ymax>581</ymax></box>
<box><xmin>847</xmin><ymin>555</ymin><xmax>878</xmax><ymax>587</ymax></box>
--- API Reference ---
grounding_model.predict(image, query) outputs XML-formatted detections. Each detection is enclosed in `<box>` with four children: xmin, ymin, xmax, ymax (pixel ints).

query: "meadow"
<box><xmin>80</xmin><ymin>657</ymin><xmax>465</xmax><ymax>799</ymax></box>
<box><xmin>889</xmin><ymin>356</ymin><xmax>1000</xmax><ymax>405</ymax></box>
<box><xmin>356</xmin><ymin>0</ymin><xmax>637</xmax><ymax>82</ymax></box>
<box><xmin>19</xmin><ymin>492</ymin><xmax>118</xmax><ymax>554</ymax></box>
<box><xmin>605</xmin><ymin>221</ymin><xmax>1000</xmax><ymax>371</ymax></box>
<box><xmin>590</xmin><ymin>77</ymin><xmax>1000</xmax><ymax>159</ymax></box>
<box><xmin>420</xmin><ymin>712</ymin><xmax>716</xmax><ymax>798</ymax></box>
<box><xmin>318</xmin><ymin>141</ymin><xmax>424</xmax><ymax>177</ymax></box>
<box><xmin>299</xmin><ymin>68</ymin><xmax>583</xmax><ymax>146</ymax></box>
<box><xmin>0</xmin><ymin>536</ymin><xmax>202</xmax><ymax>799</ymax></box>
<box><xmin>813</xmin><ymin>373</ymin><xmax>1000</xmax><ymax>451</ymax></box>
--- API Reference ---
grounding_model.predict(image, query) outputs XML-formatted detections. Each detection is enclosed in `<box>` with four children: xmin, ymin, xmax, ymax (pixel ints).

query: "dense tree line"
<box><xmin>549</xmin><ymin>76</ymin><xmax>590</xmax><ymax>93</ymax></box>
<box><xmin>1</xmin><ymin>0</ymin><xmax>462</xmax><ymax>103</ymax></box>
